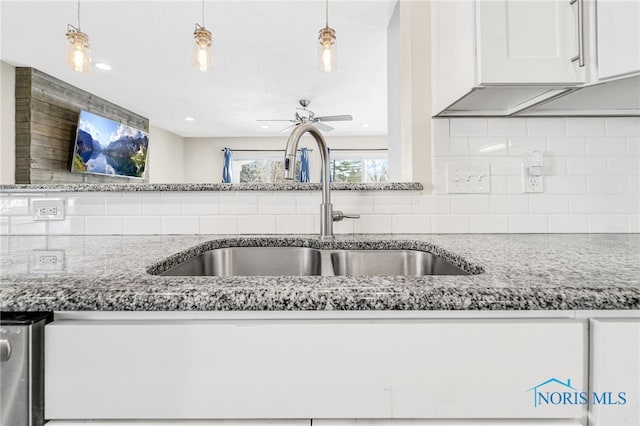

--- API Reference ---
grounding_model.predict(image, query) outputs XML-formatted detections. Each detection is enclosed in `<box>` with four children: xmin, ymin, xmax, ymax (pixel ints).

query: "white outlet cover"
<box><xmin>522</xmin><ymin>163</ymin><xmax>544</xmax><ymax>193</ymax></box>
<box><xmin>446</xmin><ymin>160</ymin><xmax>491</xmax><ymax>194</ymax></box>
<box><xmin>30</xmin><ymin>250</ymin><xmax>66</xmax><ymax>273</ymax></box>
<box><xmin>32</xmin><ymin>198</ymin><xmax>65</xmax><ymax>220</ymax></box>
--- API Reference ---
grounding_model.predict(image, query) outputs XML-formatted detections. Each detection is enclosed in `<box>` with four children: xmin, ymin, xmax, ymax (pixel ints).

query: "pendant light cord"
<box><xmin>202</xmin><ymin>0</ymin><xmax>205</xmax><ymax>27</ymax></box>
<box><xmin>77</xmin><ymin>0</ymin><xmax>81</xmax><ymax>30</ymax></box>
<box><xmin>325</xmin><ymin>0</ymin><xmax>328</xmax><ymax>27</ymax></box>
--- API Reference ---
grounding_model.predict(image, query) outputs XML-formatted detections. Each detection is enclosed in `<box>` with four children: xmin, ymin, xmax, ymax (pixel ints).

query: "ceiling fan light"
<box><xmin>318</xmin><ymin>26</ymin><xmax>337</xmax><ymax>72</ymax></box>
<box><xmin>65</xmin><ymin>26</ymin><xmax>91</xmax><ymax>73</ymax></box>
<box><xmin>194</xmin><ymin>24</ymin><xmax>212</xmax><ymax>72</ymax></box>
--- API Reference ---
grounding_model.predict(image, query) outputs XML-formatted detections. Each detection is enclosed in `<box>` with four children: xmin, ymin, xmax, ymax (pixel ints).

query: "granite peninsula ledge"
<box><xmin>0</xmin><ymin>182</ymin><xmax>423</xmax><ymax>193</ymax></box>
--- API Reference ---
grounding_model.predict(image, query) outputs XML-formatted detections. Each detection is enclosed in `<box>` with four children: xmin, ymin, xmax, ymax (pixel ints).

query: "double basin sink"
<box><xmin>156</xmin><ymin>246</ymin><xmax>470</xmax><ymax>277</ymax></box>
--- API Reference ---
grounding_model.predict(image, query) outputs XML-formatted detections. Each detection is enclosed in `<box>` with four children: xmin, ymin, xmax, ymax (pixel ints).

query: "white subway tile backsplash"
<box><xmin>526</xmin><ymin>118</ymin><xmax>565</xmax><ymax>136</ymax></box>
<box><xmin>628</xmin><ymin>214</ymin><xmax>640</xmax><ymax>232</ymax></box>
<box><xmin>628</xmin><ymin>175</ymin><xmax>639</xmax><ymax>195</ymax></box>
<box><xmin>276</xmin><ymin>215</ymin><xmax>314</xmax><ymax>234</ymax></box>
<box><xmin>67</xmin><ymin>196</ymin><xmax>105</xmax><ymax>216</ymax></box>
<box><xmin>353</xmin><ymin>215</ymin><xmax>392</xmax><ymax>234</ymax></box>
<box><xmin>450</xmin><ymin>118</ymin><xmax>487</xmax><ymax>136</ymax></box>
<box><xmin>258</xmin><ymin>195</ymin><xmax>296</xmax><ymax>214</ymax></box>
<box><xmin>105</xmin><ymin>195</ymin><xmax>143</xmax><ymax>216</ymax></box>
<box><xmin>543</xmin><ymin>156</ymin><xmax>568</xmax><ymax>176</ymax></box>
<box><xmin>333</xmin><ymin>194</ymin><xmax>374</xmax><ymax>214</ymax></box>
<box><xmin>586</xmin><ymin>137</ymin><xmax>627</xmax><ymax>156</ymax></box>
<box><xmin>238</xmin><ymin>215</ymin><xmax>276</xmax><ymax>234</ymax></box>
<box><xmin>449</xmin><ymin>137</ymin><xmax>469</xmax><ymax>156</ymax></box>
<box><xmin>567</xmin><ymin>157</ymin><xmax>607</xmax><ymax>175</ymax></box>
<box><xmin>412</xmin><ymin>195</ymin><xmax>451</xmax><ymax>213</ymax></box>
<box><xmin>605</xmin><ymin>117</ymin><xmax>640</xmax><ymax>136</ymax></box>
<box><xmin>507</xmin><ymin>176</ymin><xmax>524</xmax><ymax>194</ymax></box>
<box><xmin>548</xmin><ymin>215</ymin><xmax>588</xmax><ymax>233</ymax></box>
<box><xmin>48</xmin><ymin>216</ymin><xmax>86</xmax><ymax>235</ymax></box>
<box><xmin>295</xmin><ymin>195</ymin><xmax>319</xmax><ymax>214</ymax></box>
<box><xmin>627</xmin><ymin>137</ymin><xmax>640</xmax><ymax>156</ymax></box>
<box><xmin>85</xmin><ymin>216</ymin><xmax>123</xmax><ymax>235</ymax></box>
<box><xmin>488</xmin><ymin>118</ymin><xmax>527</xmax><ymax>136</ymax></box>
<box><xmin>432</xmin><ymin>119</ymin><xmax>450</xmax><ymax>156</ymax></box>
<box><xmin>547</xmin><ymin>176</ymin><xmax>587</xmax><ymax>194</ymax></box>
<box><xmin>162</xmin><ymin>216</ymin><xmax>198</xmax><ymax>234</ymax></box>
<box><xmin>332</xmin><ymin>218</ymin><xmax>355</xmax><ymax>234</ymax></box>
<box><xmin>606</xmin><ymin>157</ymin><xmax>639</xmax><ymax>175</ymax></box>
<box><xmin>468</xmin><ymin>137</ymin><xmax>508</xmax><ymax>156</ymax></box>
<box><xmin>181</xmin><ymin>194</ymin><xmax>219</xmax><ymax>215</ymax></box>
<box><xmin>489</xmin><ymin>157</ymin><xmax>520</xmax><ymax>176</ymax></box>
<box><xmin>508</xmin><ymin>137</ymin><xmax>546</xmax><ymax>156</ymax></box>
<box><xmin>431</xmin><ymin>215</ymin><xmax>469</xmax><ymax>233</ymax></box>
<box><xmin>470</xmin><ymin>215</ymin><xmax>509</xmax><ymax>233</ymax></box>
<box><xmin>529</xmin><ymin>195</ymin><xmax>569</xmax><ymax>213</ymax></box>
<box><xmin>566</xmin><ymin>118</ymin><xmax>605</xmax><ymax>136</ymax></box>
<box><xmin>608</xmin><ymin>195</ymin><xmax>640</xmax><ymax>214</ymax></box>
<box><xmin>9</xmin><ymin>216</ymin><xmax>47</xmax><ymax>235</ymax></box>
<box><xmin>490</xmin><ymin>195</ymin><xmax>529</xmax><ymax>213</ymax></box>
<box><xmin>588</xmin><ymin>214</ymin><xmax>628</xmax><ymax>233</ymax></box>
<box><xmin>373</xmin><ymin>194</ymin><xmax>412</xmax><ymax>214</ymax></box>
<box><xmin>123</xmin><ymin>216</ymin><xmax>162</xmax><ymax>235</ymax></box>
<box><xmin>0</xmin><ymin>217</ymin><xmax>8</xmax><ymax>235</ymax></box>
<box><xmin>199</xmin><ymin>215</ymin><xmax>238</xmax><ymax>234</ymax></box>
<box><xmin>490</xmin><ymin>176</ymin><xmax>509</xmax><ymax>194</ymax></box>
<box><xmin>0</xmin><ymin>196</ymin><xmax>28</xmax><ymax>215</ymax></box>
<box><xmin>450</xmin><ymin>195</ymin><xmax>490</xmax><ymax>213</ymax></box>
<box><xmin>142</xmin><ymin>196</ymin><xmax>181</xmax><ymax>216</ymax></box>
<box><xmin>547</xmin><ymin>137</ymin><xmax>586</xmax><ymax>156</ymax></box>
<box><xmin>509</xmin><ymin>215</ymin><xmax>548</xmax><ymax>233</ymax></box>
<box><xmin>588</xmin><ymin>176</ymin><xmax>628</xmax><ymax>194</ymax></box>
<box><xmin>569</xmin><ymin>195</ymin><xmax>609</xmax><ymax>213</ymax></box>
<box><xmin>218</xmin><ymin>194</ymin><xmax>258</xmax><ymax>215</ymax></box>
<box><xmin>391</xmin><ymin>215</ymin><xmax>430</xmax><ymax>234</ymax></box>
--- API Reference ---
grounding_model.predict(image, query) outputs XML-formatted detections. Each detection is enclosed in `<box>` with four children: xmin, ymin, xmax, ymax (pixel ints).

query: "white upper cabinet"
<box><xmin>477</xmin><ymin>0</ymin><xmax>584</xmax><ymax>84</ymax></box>
<box><xmin>596</xmin><ymin>0</ymin><xmax>640</xmax><ymax>80</ymax></box>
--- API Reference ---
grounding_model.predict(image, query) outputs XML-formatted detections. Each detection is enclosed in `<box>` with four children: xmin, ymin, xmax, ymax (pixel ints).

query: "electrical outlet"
<box><xmin>32</xmin><ymin>199</ymin><xmax>65</xmax><ymax>220</ymax></box>
<box><xmin>30</xmin><ymin>250</ymin><xmax>66</xmax><ymax>273</ymax></box>
<box><xmin>522</xmin><ymin>163</ymin><xmax>544</xmax><ymax>193</ymax></box>
<box><xmin>446</xmin><ymin>160</ymin><xmax>491</xmax><ymax>194</ymax></box>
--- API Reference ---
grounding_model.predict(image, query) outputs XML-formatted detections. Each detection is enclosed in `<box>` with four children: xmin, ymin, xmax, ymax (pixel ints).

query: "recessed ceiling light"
<box><xmin>260</xmin><ymin>125</ymin><xmax>269</xmax><ymax>129</ymax></box>
<box><xmin>361</xmin><ymin>123</ymin><xmax>371</xmax><ymax>128</ymax></box>
<box><xmin>95</xmin><ymin>62</ymin><xmax>112</xmax><ymax>71</ymax></box>
<box><xmin>184</xmin><ymin>117</ymin><xmax>195</xmax><ymax>121</ymax></box>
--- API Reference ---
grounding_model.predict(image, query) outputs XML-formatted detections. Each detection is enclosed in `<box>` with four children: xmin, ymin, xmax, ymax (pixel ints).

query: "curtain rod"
<box><xmin>220</xmin><ymin>148</ymin><xmax>388</xmax><ymax>152</ymax></box>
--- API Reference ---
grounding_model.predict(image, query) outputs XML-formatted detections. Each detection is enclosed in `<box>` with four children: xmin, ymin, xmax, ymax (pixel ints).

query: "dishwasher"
<box><xmin>0</xmin><ymin>312</ymin><xmax>52</xmax><ymax>426</ymax></box>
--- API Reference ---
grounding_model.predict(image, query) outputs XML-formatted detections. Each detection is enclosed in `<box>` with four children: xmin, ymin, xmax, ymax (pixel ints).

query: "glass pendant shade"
<box><xmin>65</xmin><ymin>26</ymin><xmax>91</xmax><ymax>73</ymax></box>
<box><xmin>194</xmin><ymin>24</ymin><xmax>212</xmax><ymax>72</ymax></box>
<box><xmin>318</xmin><ymin>26</ymin><xmax>337</xmax><ymax>72</ymax></box>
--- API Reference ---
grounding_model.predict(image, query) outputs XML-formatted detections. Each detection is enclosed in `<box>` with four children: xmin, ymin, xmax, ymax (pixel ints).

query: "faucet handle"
<box><xmin>332</xmin><ymin>211</ymin><xmax>360</xmax><ymax>222</ymax></box>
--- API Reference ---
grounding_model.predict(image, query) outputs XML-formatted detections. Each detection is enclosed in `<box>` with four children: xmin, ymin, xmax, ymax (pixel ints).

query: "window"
<box><xmin>330</xmin><ymin>152</ymin><xmax>389</xmax><ymax>183</ymax></box>
<box><xmin>231</xmin><ymin>153</ymin><xmax>300</xmax><ymax>184</ymax></box>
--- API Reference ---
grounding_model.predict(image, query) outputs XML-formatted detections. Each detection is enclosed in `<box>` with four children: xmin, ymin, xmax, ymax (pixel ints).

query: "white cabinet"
<box><xmin>589</xmin><ymin>319</ymin><xmax>640</xmax><ymax>426</ymax></box>
<box><xmin>596</xmin><ymin>0</ymin><xmax>640</xmax><ymax>80</ymax></box>
<box><xmin>45</xmin><ymin>319</ymin><xmax>586</xmax><ymax>420</ymax></box>
<box><xmin>432</xmin><ymin>0</ymin><xmax>585</xmax><ymax>116</ymax></box>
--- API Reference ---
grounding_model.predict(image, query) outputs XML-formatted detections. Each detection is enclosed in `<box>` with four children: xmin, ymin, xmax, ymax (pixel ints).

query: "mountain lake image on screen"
<box><xmin>70</xmin><ymin>110</ymin><xmax>150</xmax><ymax>179</ymax></box>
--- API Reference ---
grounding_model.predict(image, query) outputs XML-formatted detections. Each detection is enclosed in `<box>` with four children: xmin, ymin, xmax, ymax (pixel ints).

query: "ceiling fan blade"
<box><xmin>316</xmin><ymin>115</ymin><xmax>353</xmax><ymax>122</ymax></box>
<box><xmin>257</xmin><ymin>119</ymin><xmax>295</xmax><ymax>122</ymax></box>
<box><xmin>314</xmin><ymin>122</ymin><xmax>334</xmax><ymax>132</ymax></box>
<box><xmin>279</xmin><ymin>123</ymin><xmax>298</xmax><ymax>133</ymax></box>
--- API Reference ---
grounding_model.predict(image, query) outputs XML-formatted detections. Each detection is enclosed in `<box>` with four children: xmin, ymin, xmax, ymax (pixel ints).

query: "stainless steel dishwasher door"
<box><xmin>0</xmin><ymin>312</ymin><xmax>51</xmax><ymax>426</ymax></box>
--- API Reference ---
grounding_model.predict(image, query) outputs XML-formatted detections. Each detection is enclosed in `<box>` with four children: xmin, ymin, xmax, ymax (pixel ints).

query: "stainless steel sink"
<box><xmin>157</xmin><ymin>246</ymin><xmax>469</xmax><ymax>277</ymax></box>
<box><xmin>160</xmin><ymin>247</ymin><xmax>322</xmax><ymax>276</ymax></box>
<box><xmin>330</xmin><ymin>249</ymin><xmax>468</xmax><ymax>276</ymax></box>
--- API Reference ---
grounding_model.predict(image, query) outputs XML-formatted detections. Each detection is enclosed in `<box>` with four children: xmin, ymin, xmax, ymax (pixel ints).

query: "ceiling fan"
<box><xmin>258</xmin><ymin>99</ymin><xmax>353</xmax><ymax>133</ymax></box>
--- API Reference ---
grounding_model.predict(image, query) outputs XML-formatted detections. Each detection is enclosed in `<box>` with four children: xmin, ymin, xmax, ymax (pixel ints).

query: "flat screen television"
<box><xmin>70</xmin><ymin>110</ymin><xmax>149</xmax><ymax>179</ymax></box>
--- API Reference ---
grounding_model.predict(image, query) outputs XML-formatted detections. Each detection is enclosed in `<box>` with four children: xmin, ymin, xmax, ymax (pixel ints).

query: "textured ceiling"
<box><xmin>1</xmin><ymin>0</ymin><xmax>395</xmax><ymax>137</ymax></box>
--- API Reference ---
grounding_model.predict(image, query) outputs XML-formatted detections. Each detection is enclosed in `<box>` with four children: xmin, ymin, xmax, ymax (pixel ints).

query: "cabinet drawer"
<box><xmin>45</xmin><ymin>319</ymin><xmax>585</xmax><ymax>420</ymax></box>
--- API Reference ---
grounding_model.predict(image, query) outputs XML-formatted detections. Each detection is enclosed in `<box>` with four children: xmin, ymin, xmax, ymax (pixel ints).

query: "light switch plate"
<box><xmin>32</xmin><ymin>199</ymin><xmax>65</xmax><ymax>220</ymax></box>
<box><xmin>446</xmin><ymin>160</ymin><xmax>491</xmax><ymax>194</ymax></box>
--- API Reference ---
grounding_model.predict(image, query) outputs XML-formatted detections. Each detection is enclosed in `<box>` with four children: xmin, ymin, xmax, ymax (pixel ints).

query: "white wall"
<box><xmin>183</xmin><ymin>136</ymin><xmax>388</xmax><ymax>184</ymax></box>
<box><xmin>0</xmin><ymin>61</ymin><xmax>15</xmax><ymax>184</ymax></box>
<box><xmin>147</xmin><ymin>125</ymin><xmax>184</xmax><ymax>183</ymax></box>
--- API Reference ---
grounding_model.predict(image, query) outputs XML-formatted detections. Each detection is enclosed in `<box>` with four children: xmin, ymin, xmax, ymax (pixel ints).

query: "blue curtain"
<box><xmin>222</xmin><ymin>148</ymin><xmax>232</xmax><ymax>183</ymax></box>
<box><xmin>298</xmin><ymin>147</ymin><xmax>310</xmax><ymax>182</ymax></box>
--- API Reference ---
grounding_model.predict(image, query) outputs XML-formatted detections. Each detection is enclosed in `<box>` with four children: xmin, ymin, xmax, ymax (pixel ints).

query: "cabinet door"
<box><xmin>589</xmin><ymin>319</ymin><xmax>640</xmax><ymax>426</ymax></box>
<box><xmin>596</xmin><ymin>0</ymin><xmax>640</xmax><ymax>79</ymax></box>
<box><xmin>477</xmin><ymin>0</ymin><xmax>585</xmax><ymax>84</ymax></box>
<box><xmin>45</xmin><ymin>319</ymin><xmax>585</xmax><ymax>420</ymax></box>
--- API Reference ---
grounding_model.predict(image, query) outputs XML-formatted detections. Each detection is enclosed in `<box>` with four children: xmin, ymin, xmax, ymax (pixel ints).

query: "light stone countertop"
<box><xmin>0</xmin><ymin>234</ymin><xmax>638</xmax><ymax>311</ymax></box>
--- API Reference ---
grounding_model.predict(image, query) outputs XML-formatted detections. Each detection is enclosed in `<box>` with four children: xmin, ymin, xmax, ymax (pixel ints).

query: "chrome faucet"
<box><xmin>283</xmin><ymin>123</ymin><xmax>359</xmax><ymax>240</ymax></box>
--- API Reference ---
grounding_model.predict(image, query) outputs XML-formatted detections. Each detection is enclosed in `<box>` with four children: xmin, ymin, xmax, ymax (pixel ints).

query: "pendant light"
<box><xmin>318</xmin><ymin>0</ymin><xmax>337</xmax><ymax>72</ymax></box>
<box><xmin>194</xmin><ymin>0</ymin><xmax>213</xmax><ymax>72</ymax></box>
<box><xmin>65</xmin><ymin>0</ymin><xmax>91</xmax><ymax>73</ymax></box>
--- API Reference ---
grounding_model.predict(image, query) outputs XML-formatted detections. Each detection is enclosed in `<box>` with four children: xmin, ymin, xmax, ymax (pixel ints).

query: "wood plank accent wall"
<box><xmin>15</xmin><ymin>67</ymin><xmax>150</xmax><ymax>183</ymax></box>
